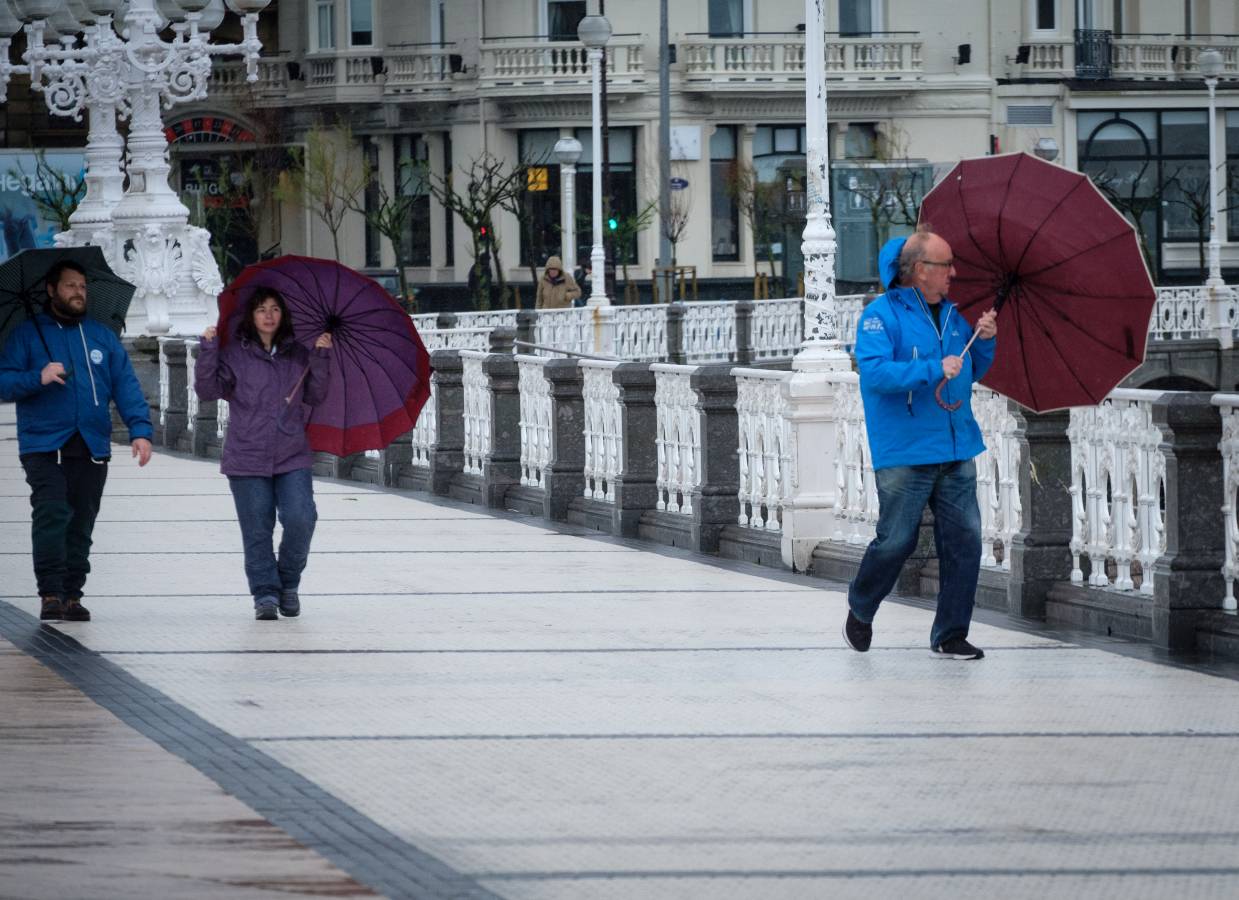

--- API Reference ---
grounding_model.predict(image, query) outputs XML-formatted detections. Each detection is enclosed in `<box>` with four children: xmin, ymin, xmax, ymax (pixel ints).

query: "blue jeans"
<box><xmin>227</xmin><ymin>468</ymin><xmax>318</xmax><ymax>601</ymax></box>
<box><xmin>847</xmin><ymin>459</ymin><xmax>982</xmax><ymax>647</ymax></box>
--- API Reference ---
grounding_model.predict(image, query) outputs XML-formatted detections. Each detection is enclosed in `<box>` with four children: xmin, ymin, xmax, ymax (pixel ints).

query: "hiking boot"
<box><xmin>278</xmin><ymin>591</ymin><xmax>300</xmax><ymax>618</ymax></box>
<box><xmin>62</xmin><ymin>598</ymin><xmax>91</xmax><ymax>622</ymax></box>
<box><xmin>930</xmin><ymin>637</ymin><xmax>985</xmax><ymax>660</ymax></box>
<box><xmin>254</xmin><ymin>596</ymin><xmax>279</xmax><ymax>621</ymax></box>
<box><xmin>39</xmin><ymin>595</ymin><xmax>64</xmax><ymax>621</ymax></box>
<box><xmin>843</xmin><ymin>610</ymin><xmax>873</xmax><ymax>653</ymax></box>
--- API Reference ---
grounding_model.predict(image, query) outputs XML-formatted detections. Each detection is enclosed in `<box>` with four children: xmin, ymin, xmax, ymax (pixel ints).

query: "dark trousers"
<box><xmin>20</xmin><ymin>446</ymin><xmax>109</xmax><ymax>601</ymax></box>
<box><xmin>227</xmin><ymin>468</ymin><xmax>318</xmax><ymax>601</ymax></box>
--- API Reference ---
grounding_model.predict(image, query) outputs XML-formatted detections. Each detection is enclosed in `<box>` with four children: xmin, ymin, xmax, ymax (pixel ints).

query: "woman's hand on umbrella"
<box><xmin>315</xmin><ymin>333</ymin><xmax>333</xmax><ymax>350</ymax></box>
<box><xmin>942</xmin><ymin>356</ymin><xmax>963</xmax><ymax>379</ymax></box>
<box><xmin>976</xmin><ymin>309</ymin><xmax>998</xmax><ymax>339</ymax></box>
<box><xmin>202</xmin><ymin>326</ymin><xmax>217</xmax><ymax>341</ymax></box>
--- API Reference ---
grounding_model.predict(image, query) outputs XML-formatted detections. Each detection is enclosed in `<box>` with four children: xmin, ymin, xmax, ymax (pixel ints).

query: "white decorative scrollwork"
<box><xmin>734</xmin><ymin>368</ymin><xmax>793</xmax><ymax>531</ymax></box>
<box><xmin>652</xmin><ymin>365</ymin><xmax>700</xmax><ymax>515</ymax></box>
<box><xmin>581</xmin><ymin>360</ymin><xmax>622</xmax><ymax>503</ymax></box>
<box><xmin>517</xmin><ymin>356</ymin><xmax>553</xmax><ymax>490</ymax></box>
<box><xmin>460</xmin><ymin>352</ymin><xmax>491</xmax><ymax>477</ymax></box>
<box><xmin>1215</xmin><ymin>396</ymin><xmax>1239</xmax><ymax>614</ymax></box>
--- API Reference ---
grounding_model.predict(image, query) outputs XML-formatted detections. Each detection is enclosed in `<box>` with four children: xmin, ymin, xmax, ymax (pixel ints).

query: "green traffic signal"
<box><xmin>607</xmin><ymin>217</ymin><xmax>618</xmax><ymax>231</ymax></box>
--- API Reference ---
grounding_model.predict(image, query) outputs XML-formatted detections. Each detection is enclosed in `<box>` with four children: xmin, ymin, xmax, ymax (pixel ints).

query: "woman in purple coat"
<box><xmin>196</xmin><ymin>288</ymin><xmax>333</xmax><ymax>620</ymax></box>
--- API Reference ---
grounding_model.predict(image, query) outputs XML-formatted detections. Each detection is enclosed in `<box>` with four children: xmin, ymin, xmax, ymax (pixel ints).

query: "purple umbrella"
<box><xmin>216</xmin><ymin>255</ymin><xmax>431</xmax><ymax>456</ymax></box>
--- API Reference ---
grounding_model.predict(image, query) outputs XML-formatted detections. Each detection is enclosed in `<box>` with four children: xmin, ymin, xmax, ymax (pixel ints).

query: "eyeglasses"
<box><xmin>920</xmin><ymin>259</ymin><xmax>954</xmax><ymax>268</ymax></box>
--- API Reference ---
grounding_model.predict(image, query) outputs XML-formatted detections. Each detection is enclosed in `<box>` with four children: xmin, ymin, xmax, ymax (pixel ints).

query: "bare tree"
<box><xmin>660</xmin><ymin>170</ymin><xmax>692</xmax><ymax>265</ymax></box>
<box><xmin>347</xmin><ymin>157</ymin><xmax>429</xmax><ymax>309</ymax></box>
<box><xmin>846</xmin><ymin>126</ymin><xmax>930</xmax><ymax>250</ymax></box>
<box><xmin>1086</xmin><ymin>161</ymin><xmax>1159</xmax><ymax>270</ymax></box>
<box><xmin>612</xmin><ymin>199</ymin><xmax>658</xmax><ymax>302</ymax></box>
<box><xmin>1162</xmin><ymin>162</ymin><xmax>1212</xmax><ymax>272</ymax></box>
<box><xmin>11</xmin><ymin>150</ymin><xmax>86</xmax><ymax>233</ymax></box>
<box><xmin>724</xmin><ymin>160</ymin><xmax>796</xmax><ymax>285</ymax></box>
<box><xmin>277</xmin><ymin>124</ymin><xmax>371</xmax><ymax>262</ymax></box>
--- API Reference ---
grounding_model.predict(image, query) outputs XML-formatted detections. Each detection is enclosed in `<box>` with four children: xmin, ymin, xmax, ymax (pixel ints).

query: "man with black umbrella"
<box><xmin>0</xmin><ymin>260</ymin><xmax>153</xmax><ymax>622</ymax></box>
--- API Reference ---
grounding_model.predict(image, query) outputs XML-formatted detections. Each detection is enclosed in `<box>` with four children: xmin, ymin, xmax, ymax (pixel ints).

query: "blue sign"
<box><xmin>0</xmin><ymin>150</ymin><xmax>87</xmax><ymax>261</ymax></box>
<box><xmin>669</xmin><ymin>176</ymin><xmax>689</xmax><ymax>191</ymax></box>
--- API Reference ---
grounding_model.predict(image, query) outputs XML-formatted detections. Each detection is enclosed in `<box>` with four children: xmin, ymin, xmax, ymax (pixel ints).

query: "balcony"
<box><xmin>1014</xmin><ymin>33</ymin><xmax>1239</xmax><ymax>81</ymax></box>
<box><xmin>303</xmin><ymin>49</ymin><xmax>387</xmax><ymax>103</ymax></box>
<box><xmin>208</xmin><ymin>54</ymin><xmax>291</xmax><ymax>105</ymax></box>
<box><xmin>477</xmin><ymin>35</ymin><xmax>646</xmax><ymax>95</ymax></box>
<box><xmin>679</xmin><ymin>33</ymin><xmax>923</xmax><ymax>87</ymax></box>
<box><xmin>383</xmin><ymin>45</ymin><xmax>462</xmax><ymax>96</ymax></box>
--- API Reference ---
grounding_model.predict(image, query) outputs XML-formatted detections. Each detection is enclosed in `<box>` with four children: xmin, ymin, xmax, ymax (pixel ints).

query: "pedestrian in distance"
<box><xmin>195</xmin><ymin>288</ymin><xmax>333</xmax><ymax>621</ymax></box>
<box><xmin>0</xmin><ymin>260</ymin><xmax>154</xmax><ymax>622</ymax></box>
<box><xmin>842</xmin><ymin>227</ymin><xmax>999</xmax><ymax>660</ymax></box>
<box><xmin>535</xmin><ymin>255</ymin><xmax>581</xmax><ymax>310</ymax></box>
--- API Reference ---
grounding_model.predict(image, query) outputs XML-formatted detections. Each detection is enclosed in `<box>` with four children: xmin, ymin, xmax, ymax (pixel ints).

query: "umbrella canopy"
<box><xmin>918</xmin><ymin>152</ymin><xmax>1156</xmax><ymax>412</ymax></box>
<box><xmin>0</xmin><ymin>246</ymin><xmax>135</xmax><ymax>354</ymax></box>
<box><xmin>216</xmin><ymin>255</ymin><xmax>432</xmax><ymax>457</ymax></box>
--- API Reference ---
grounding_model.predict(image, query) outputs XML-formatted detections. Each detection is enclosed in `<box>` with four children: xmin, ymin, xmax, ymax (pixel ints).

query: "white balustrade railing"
<box><xmin>516</xmin><ymin>356</ymin><xmax>553</xmax><ymax>490</ymax></box>
<box><xmin>1068</xmin><ymin>389</ymin><xmax>1166</xmax><ymax>594</ymax></box>
<box><xmin>533</xmin><ymin>307</ymin><xmax>593</xmax><ymax>357</ymax></box>
<box><xmin>157</xmin><ymin>338</ymin><xmax>171</xmax><ymax>428</ymax></box>
<box><xmin>420</xmin><ymin>327</ymin><xmax>491</xmax><ymax>351</ymax></box>
<box><xmin>217</xmin><ymin>397</ymin><xmax>229</xmax><ymax>440</ymax></box>
<box><xmin>184</xmin><ymin>339</ymin><xmax>199</xmax><ymax>431</ymax></box>
<box><xmin>209</xmin><ymin>54</ymin><xmax>289</xmax><ymax>100</ymax></box>
<box><xmin>651</xmin><ymin>364</ymin><xmax>700</xmax><ymax>515</ymax></box>
<box><xmin>410</xmin><ymin>313</ymin><xmax>439</xmax><ymax>331</ymax></box>
<box><xmin>836</xmin><ymin>294</ymin><xmax>866</xmax><ymax>351</ymax></box>
<box><xmin>479</xmin><ymin>36</ymin><xmax>645</xmax><ymax>90</ymax></box>
<box><xmin>1214</xmin><ymin>394</ymin><xmax>1239</xmax><ymax>614</ymax></box>
<box><xmin>1152</xmin><ymin>285</ymin><xmax>1209</xmax><ymax>341</ymax></box>
<box><xmin>460</xmin><ymin>351</ymin><xmax>491</xmax><ymax>476</ymax></box>
<box><xmin>680</xmin><ymin>35</ymin><xmax>922</xmax><ymax>83</ymax></box>
<box><xmin>733</xmin><ymin>368</ymin><xmax>793</xmax><ymax>531</ymax></box>
<box><xmin>409</xmin><ymin>380</ymin><xmax>437</xmax><ymax>468</ymax></box>
<box><xmin>682</xmin><ymin>300</ymin><xmax>736</xmax><ymax>362</ymax></box>
<box><xmin>453</xmin><ymin>309</ymin><xmax>519</xmax><ymax>331</ymax></box>
<box><xmin>749</xmin><ymin>298</ymin><xmax>803</xmax><ymax>359</ymax></box>
<box><xmin>973</xmin><ymin>387</ymin><xmax>1023</xmax><ymax>570</ymax></box>
<box><xmin>581</xmin><ymin>360</ymin><xmax>623</xmax><ymax>502</ymax></box>
<box><xmin>831</xmin><ymin>372</ymin><xmax>880</xmax><ymax>545</ymax></box>
<box><xmin>610</xmin><ymin>305</ymin><xmax>668</xmax><ymax>361</ymax></box>
<box><xmin>384</xmin><ymin>47</ymin><xmax>458</xmax><ymax>94</ymax></box>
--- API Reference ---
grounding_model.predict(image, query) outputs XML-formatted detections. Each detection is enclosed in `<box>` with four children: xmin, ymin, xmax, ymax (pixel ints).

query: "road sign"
<box><xmin>669</xmin><ymin>177</ymin><xmax>689</xmax><ymax>191</ymax></box>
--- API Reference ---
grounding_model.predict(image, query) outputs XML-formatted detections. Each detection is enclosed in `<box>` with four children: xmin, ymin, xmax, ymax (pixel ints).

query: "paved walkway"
<box><xmin>2</xmin><ymin>406</ymin><xmax>1239</xmax><ymax>900</ymax></box>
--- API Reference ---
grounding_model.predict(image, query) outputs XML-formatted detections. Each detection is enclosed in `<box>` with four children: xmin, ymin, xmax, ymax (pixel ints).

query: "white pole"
<box><xmin>1206</xmin><ymin>75</ymin><xmax>1223</xmax><ymax>288</ymax></box>
<box><xmin>587</xmin><ymin>45</ymin><xmax>610</xmax><ymax>307</ymax></box>
<box><xmin>561</xmin><ymin>162</ymin><xmax>577</xmax><ymax>274</ymax></box>
<box><xmin>794</xmin><ymin>0</ymin><xmax>849</xmax><ymax>372</ymax></box>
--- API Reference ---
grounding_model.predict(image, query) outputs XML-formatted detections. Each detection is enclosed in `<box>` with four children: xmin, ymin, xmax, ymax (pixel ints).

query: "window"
<box><xmin>573</xmin><ymin>127</ymin><xmax>638</xmax><ymax>265</ymax></box>
<box><xmin>710</xmin><ymin>126</ymin><xmax>740</xmax><ymax>261</ymax></box>
<box><xmin>397</xmin><ymin>135</ymin><xmax>431</xmax><ymax>267</ymax></box>
<box><xmin>349</xmin><ymin>0</ymin><xmax>373</xmax><ymax>47</ymax></box>
<box><xmin>1035</xmin><ymin>0</ymin><xmax>1056</xmax><ymax>31</ymax></box>
<box><xmin>1229</xmin><ymin>111</ymin><xmax>1238</xmax><ymax>241</ymax></box>
<box><xmin>547</xmin><ymin>1</ymin><xmax>586</xmax><ymax>41</ymax></box>
<box><xmin>443</xmin><ymin>133</ymin><xmax>453</xmax><ymax>267</ymax></box>
<box><xmin>840</xmin><ymin>0</ymin><xmax>874</xmax><ymax>37</ymax></box>
<box><xmin>843</xmin><ymin>123</ymin><xmax>877</xmax><ymax>158</ymax></box>
<box><xmin>519</xmin><ymin>130</ymin><xmax>562</xmax><ymax>267</ymax></box>
<box><xmin>1076</xmin><ymin>0</ymin><xmax>1096</xmax><ymax>30</ymax></box>
<box><xmin>312</xmin><ymin>0</ymin><xmax>335</xmax><ymax>50</ymax></box>
<box><xmin>709</xmin><ymin>0</ymin><xmax>744</xmax><ymax>38</ymax></box>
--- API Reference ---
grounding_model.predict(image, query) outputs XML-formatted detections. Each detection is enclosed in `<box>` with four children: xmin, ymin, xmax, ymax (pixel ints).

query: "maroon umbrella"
<box><xmin>918</xmin><ymin>152</ymin><xmax>1156</xmax><ymax>412</ymax></box>
<box><xmin>216</xmin><ymin>255</ymin><xmax>431</xmax><ymax>456</ymax></box>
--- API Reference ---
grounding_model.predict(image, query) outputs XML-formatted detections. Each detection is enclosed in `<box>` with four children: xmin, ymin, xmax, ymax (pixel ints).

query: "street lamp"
<box><xmin>553</xmin><ymin>136</ymin><xmax>583</xmax><ymax>277</ymax></box>
<box><xmin>1200</xmin><ymin>47</ymin><xmax>1225</xmax><ymax>288</ymax></box>
<box><xmin>1033</xmin><ymin>137</ymin><xmax>1059</xmax><ymax>162</ymax></box>
<box><xmin>0</xmin><ymin>0</ymin><xmax>274</xmax><ymax>335</ymax></box>
<box><xmin>578</xmin><ymin>14</ymin><xmax>611</xmax><ymax>307</ymax></box>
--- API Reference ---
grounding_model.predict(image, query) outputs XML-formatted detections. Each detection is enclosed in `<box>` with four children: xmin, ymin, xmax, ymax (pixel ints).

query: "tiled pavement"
<box><xmin>2</xmin><ymin>406</ymin><xmax>1239</xmax><ymax>900</ymax></box>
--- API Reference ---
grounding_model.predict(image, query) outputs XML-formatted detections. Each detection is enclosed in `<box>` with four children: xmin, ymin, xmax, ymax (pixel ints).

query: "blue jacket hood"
<box><xmin>878</xmin><ymin>236</ymin><xmax>907</xmax><ymax>290</ymax></box>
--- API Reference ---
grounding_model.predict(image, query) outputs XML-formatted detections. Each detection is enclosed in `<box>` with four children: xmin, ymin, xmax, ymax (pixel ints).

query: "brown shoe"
<box><xmin>62</xmin><ymin>598</ymin><xmax>91</xmax><ymax>622</ymax></box>
<box><xmin>40</xmin><ymin>595</ymin><xmax>64</xmax><ymax>621</ymax></box>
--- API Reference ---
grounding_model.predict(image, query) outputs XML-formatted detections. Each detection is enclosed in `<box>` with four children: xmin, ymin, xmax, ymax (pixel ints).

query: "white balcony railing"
<box><xmin>1016</xmin><ymin>35</ymin><xmax>1239</xmax><ymax>80</ymax></box>
<box><xmin>460</xmin><ymin>351</ymin><xmax>491</xmax><ymax>476</ymax></box>
<box><xmin>652</xmin><ymin>364</ymin><xmax>701</xmax><ymax>515</ymax></box>
<box><xmin>208</xmin><ymin>54</ymin><xmax>290</xmax><ymax>101</ymax></box>
<box><xmin>581</xmin><ymin>360</ymin><xmax>623</xmax><ymax>502</ymax></box>
<box><xmin>733</xmin><ymin>368</ymin><xmax>793</xmax><ymax>531</ymax></box>
<box><xmin>516</xmin><ymin>356</ymin><xmax>553</xmax><ymax>490</ymax></box>
<box><xmin>1213</xmin><ymin>394</ymin><xmax>1239</xmax><ymax>613</ymax></box>
<box><xmin>681</xmin><ymin>34</ymin><xmax>923</xmax><ymax>85</ymax></box>
<box><xmin>479</xmin><ymin>35</ymin><xmax>646</xmax><ymax>91</ymax></box>
<box><xmin>384</xmin><ymin>47</ymin><xmax>459</xmax><ymax>95</ymax></box>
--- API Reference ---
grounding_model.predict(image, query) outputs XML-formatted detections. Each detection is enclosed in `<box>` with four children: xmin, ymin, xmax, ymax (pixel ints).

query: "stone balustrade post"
<box><xmin>665</xmin><ymin>303</ymin><xmax>686</xmax><ymax>365</ymax></box>
<box><xmin>1208</xmin><ymin>284</ymin><xmax>1235</xmax><ymax>350</ymax></box>
<box><xmin>428</xmin><ymin>349</ymin><xmax>465</xmax><ymax>495</ymax></box>
<box><xmin>688</xmin><ymin>364</ymin><xmax>740</xmax><ymax>553</ymax></box>
<box><xmin>515</xmin><ymin>309</ymin><xmax>538</xmax><ymax>353</ymax></box>
<box><xmin>436</xmin><ymin>311</ymin><xmax>458</xmax><ymax>330</ymax></box>
<box><xmin>489</xmin><ymin>325</ymin><xmax>516</xmax><ymax>355</ymax></box>
<box><xmin>543</xmin><ymin>358</ymin><xmax>586</xmax><ymax>520</ymax></box>
<box><xmin>480</xmin><ymin>351</ymin><xmax>522</xmax><ymax>508</ymax></box>
<box><xmin>611</xmin><ymin>363</ymin><xmax>659</xmax><ymax>536</ymax></box>
<box><xmin>184</xmin><ymin>340</ymin><xmax>217</xmax><ymax>457</ymax></box>
<box><xmin>157</xmin><ymin>337</ymin><xmax>188</xmax><ymax>449</ymax></box>
<box><xmin>120</xmin><ymin>336</ymin><xmax>161</xmax><ymax>442</ymax></box>
<box><xmin>1007</xmin><ymin>407</ymin><xmax>1073</xmax><ymax>620</ymax></box>
<box><xmin>1152</xmin><ymin>393</ymin><xmax>1226</xmax><ymax>650</ymax></box>
<box><xmin>734</xmin><ymin>300</ymin><xmax>754</xmax><ymax>366</ymax></box>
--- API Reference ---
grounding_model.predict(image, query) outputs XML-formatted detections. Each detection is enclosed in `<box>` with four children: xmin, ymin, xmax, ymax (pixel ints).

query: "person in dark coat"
<box><xmin>0</xmin><ymin>260</ymin><xmax>154</xmax><ymax>622</ymax></box>
<box><xmin>195</xmin><ymin>288</ymin><xmax>333</xmax><ymax>620</ymax></box>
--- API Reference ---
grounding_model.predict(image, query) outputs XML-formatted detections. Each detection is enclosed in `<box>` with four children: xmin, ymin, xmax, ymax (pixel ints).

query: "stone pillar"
<box><xmin>543</xmin><ymin>358</ymin><xmax>586</xmax><ymax>520</ymax></box>
<box><xmin>1007</xmin><ymin>407</ymin><xmax>1073</xmax><ymax>620</ymax></box>
<box><xmin>157</xmin><ymin>337</ymin><xmax>188</xmax><ymax>449</ymax></box>
<box><xmin>184</xmin><ymin>341</ymin><xmax>217</xmax><ymax>458</ymax></box>
<box><xmin>120</xmin><ymin>336</ymin><xmax>161</xmax><ymax>443</ymax></box>
<box><xmin>611</xmin><ymin>363</ymin><xmax>659</xmax><ymax>537</ymax></box>
<box><xmin>515</xmin><ymin>309</ymin><xmax>538</xmax><ymax>354</ymax></box>
<box><xmin>665</xmin><ymin>303</ymin><xmax>686</xmax><ymax>365</ymax></box>
<box><xmin>489</xmin><ymin>325</ymin><xmax>516</xmax><ymax>354</ymax></box>
<box><xmin>381</xmin><ymin>433</ymin><xmax>415</xmax><ymax>487</ymax></box>
<box><xmin>734</xmin><ymin>300</ymin><xmax>754</xmax><ymax>365</ymax></box>
<box><xmin>428</xmin><ymin>349</ymin><xmax>465</xmax><ymax>495</ymax></box>
<box><xmin>780</xmin><ymin>373</ymin><xmax>846</xmax><ymax>572</ymax></box>
<box><xmin>689</xmin><ymin>364</ymin><xmax>740</xmax><ymax>553</ymax></box>
<box><xmin>481</xmin><ymin>351</ymin><xmax>521</xmax><ymax>508</ymax></box>
<box><xmin>436</xmin><ymin>311</ymin><xmax>458</xmax><ymax>330</ymax></box>
<box><xmin>1152</xmin><ymin>393</ymin><xmax>1226</xmax><ymax>650</ymax></box>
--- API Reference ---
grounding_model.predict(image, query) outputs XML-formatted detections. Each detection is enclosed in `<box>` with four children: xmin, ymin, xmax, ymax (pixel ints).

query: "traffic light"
<box><xmin>607</xmin><ymin>216</ymin><xmax>618</xmax><ymax>231</ymax></box>
<box><xmin>479</xmin><ymin>224</ymin><xmax>489</xmax><ymax>241</ymax></box>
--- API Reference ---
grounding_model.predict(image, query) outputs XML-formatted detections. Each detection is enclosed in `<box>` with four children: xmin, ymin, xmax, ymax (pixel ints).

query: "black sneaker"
<box><xmin>278</xmin><ymin>591</ymin><xmax>300</xmax><ymax>618</ymax></box>
<box><xmin>40</xmin><ymin>595</ymin><xmax>64</xmax><ymax>621</ymax></box>
<box><xmin>62</xmin><ymin>598</ymin><xmax>91</xmax><ymax>622</ymax></box>
<box><xmin>254</xmin><ymin>596</ymin><xmax>279</xmax><ymax>621</ymax></box>
<box><xmin>843</xmin><ymin>610</ymin><xmax>873</xmax><ymax>652</ymax></box>
<box><xmin>930</xmin><ymin>637</ymin><xmax>985</xmax><ymax>660</ymax></box>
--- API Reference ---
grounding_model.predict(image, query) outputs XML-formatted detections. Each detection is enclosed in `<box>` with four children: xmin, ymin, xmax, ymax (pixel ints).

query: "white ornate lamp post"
<box><xmin>1033</xmin><ymin>137</ymin><xmax>1059</xmax><ymax>162</ymax></box>
<box><xmin>577</xmin><ymin>14</ymin><xmax>611</xmax><ymax>308</ymax></box>
<box><xmin>553</xmin><ymin>136</ymin><xmax>582</xmax><ymax>277</ymax></box>
<box><xmin>1200</xmin><ymin>48</ymin><xmax>1225</xmax><ymax>289</ymax></box>
<box><xmin>1</xmin><ymin>0</ymin><xmax>273</xmax><ymax>336</ymax></box>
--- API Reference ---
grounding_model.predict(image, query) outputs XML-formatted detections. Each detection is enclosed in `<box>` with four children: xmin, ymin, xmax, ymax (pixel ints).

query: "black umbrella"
<box><xmin>0</xmin><ymin>246</ymin><xmax>136</xmax><ymax>358</ymax></box>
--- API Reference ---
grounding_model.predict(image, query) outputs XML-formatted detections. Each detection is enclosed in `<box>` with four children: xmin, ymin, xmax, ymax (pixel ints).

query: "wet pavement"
<box><xmin>2</xmin><ymin>405</ymin><xmax>1238</xmax><ymax>900</ymax></box>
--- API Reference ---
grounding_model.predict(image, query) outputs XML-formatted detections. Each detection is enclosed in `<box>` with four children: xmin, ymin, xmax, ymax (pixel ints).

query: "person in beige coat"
<box><xmin>534</xmin><ymin>256</ymin><xmax>581</xmax><ymax>310</ymax></box>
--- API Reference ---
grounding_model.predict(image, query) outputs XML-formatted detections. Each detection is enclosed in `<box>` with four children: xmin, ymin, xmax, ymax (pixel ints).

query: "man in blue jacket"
<box><xmin>843</xmin><ymin>229</ymin><xmax>998</xmax><ymax>659</ymax></box>
<box><xmin>0</xmin><ymin>260</ymin><xmax>153</xmax><ymax>622</ymax></box>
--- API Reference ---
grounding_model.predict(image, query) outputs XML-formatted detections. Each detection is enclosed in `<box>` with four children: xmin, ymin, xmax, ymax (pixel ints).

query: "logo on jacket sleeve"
<box><xmin>90</xmin><ymin>349</ymin><xmax>104</xmax><ymax>365</ymax></box>
<box><xmin>862</xmin><ymin>317</ymin><xmax>885</xmax><ymax>333</ymax></box>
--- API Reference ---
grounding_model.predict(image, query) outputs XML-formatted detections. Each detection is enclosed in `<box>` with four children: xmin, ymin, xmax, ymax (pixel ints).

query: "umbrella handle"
<box><xmin>285</xmin><ymin>364</ymin><xmax>311</xmax><ymax>405</ymax></box>
<box><xmin>935</xmin><ymin>377</ymin><xmax>963</xmax><ymax>412</ymax></box>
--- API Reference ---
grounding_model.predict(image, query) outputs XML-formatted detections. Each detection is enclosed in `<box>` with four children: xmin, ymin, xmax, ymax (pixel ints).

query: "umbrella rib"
<box><xmin>1011</xmin><ymin>289</ymin><xmax>1111</xmax><ymax>405</ymax></box>
<box><xmin>1015</xmin><ymin>285</ymin><xmax>1145</xmax><ymax>360</ymax></box>
<box><xmin>1008</xmin><ymin>175</ymin><xmax>1090</xmax><ymax>276</ymax></box>
<box><xmin>1009</xmin><ymin>287</ymin><xmax>1041</xmax><ymax>411</ymax></box>
<box><xmin>1016</xmin><ymin>230</ymin><xmax>1140</xmax><ymax>283</ymax></box>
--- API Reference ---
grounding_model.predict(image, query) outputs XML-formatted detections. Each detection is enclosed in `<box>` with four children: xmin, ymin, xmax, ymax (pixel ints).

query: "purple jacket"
<box><xmin>194</xmin><ymin>336</ymin><xmax>331</xmax><ymax>477</ymax></box>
